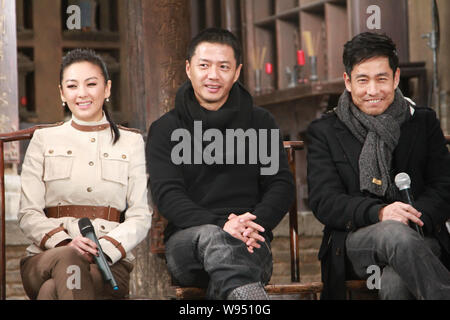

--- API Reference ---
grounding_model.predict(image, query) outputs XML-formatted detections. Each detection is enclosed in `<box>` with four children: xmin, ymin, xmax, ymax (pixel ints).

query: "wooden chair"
<box><xmin>150</xmin><ymin>141</ymin><xmax>324</xmax><ymax>300</ymax></box>
<box><xmin>0</xmin><ymin>123</ymin><xmax>63</xmax><ymax>300</ymax></box>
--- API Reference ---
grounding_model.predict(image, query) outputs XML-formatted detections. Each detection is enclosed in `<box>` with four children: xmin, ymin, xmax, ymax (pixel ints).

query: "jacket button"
<box><xmin>91</xmin><ymin>138</ymin><xmax>96</xmax><ymax>143</ymax></box>
<box><xmin>103</xmin><ymin>153</ymin><xmax>109</xmax><ymax>158</ymax></box>
<box><xmin>346</xmin><ymin>221</ymin><xmax>352</xmax><ymax>231</ymax></box>
<box><xmin>67</xmin><ymin>150</ymin><xmax>72</xmax><ymax>155</ymax></box>
<box><xmin>122</xmin><ymin>154</ymin><xmax>127</xmax><ymax>159</ymax></box>
<box><xmin>101</xmin><ymin>225</ymin><xmax>105</xmax><ymax>230</ymax></box>
<box><xmin>87</xmin><ymin>187</ymin><xmax>92</xmax><ymax>192</ymax></box>
<box><xmin>89</xmin><ymin>161</ymin><xmax>94</xmax><ymax>166</ymax></box>
<box><xmin>49</xmin><ymin>149</ymin><xmax>54</xmax><ymax>154</ymax></box>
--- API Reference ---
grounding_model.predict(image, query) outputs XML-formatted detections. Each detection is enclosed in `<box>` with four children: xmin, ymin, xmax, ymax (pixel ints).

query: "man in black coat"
<box><xmin>306</xmin><ymin>32</ymin><xmax>450</xmax><ymax>299</ymax></box>
<box><xmin>146</xmin><ymin>28</ymin><xmax>295</xmax><ymax>300</ymax></box>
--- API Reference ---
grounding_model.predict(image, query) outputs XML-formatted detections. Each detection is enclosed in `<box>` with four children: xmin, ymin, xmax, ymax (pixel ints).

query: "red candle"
<box><xmin>265</xmin><ymin>62</ymin><xmax>273</xmax><ymax>75</ymax></box>
<box><xmin>297</xmin><ymin>50</ymin><xmax>305</xmax><ymax>66</ymax></box>
<box><xmin>20</xmin><ymin>96</ymin><xmax>27</xmax><ymax>106</ymax></box>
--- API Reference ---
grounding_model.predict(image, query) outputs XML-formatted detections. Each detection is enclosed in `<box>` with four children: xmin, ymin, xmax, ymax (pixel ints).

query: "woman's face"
<box><xmin>60</xmin><ymin>61</ymin><xmax>111</xmax><ymax>122</ymax></box>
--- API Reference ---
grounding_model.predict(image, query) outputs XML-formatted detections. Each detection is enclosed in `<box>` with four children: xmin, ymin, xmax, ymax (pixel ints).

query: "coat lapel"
<box><xmin>334</xmin><ymin>119</ymin><xmax>361</xmax><ymax>176</ymax></box>
<box><xmin>394</xmin><ymin>114</ymin><xmax>418</xmax><ymax>172</ymax></box>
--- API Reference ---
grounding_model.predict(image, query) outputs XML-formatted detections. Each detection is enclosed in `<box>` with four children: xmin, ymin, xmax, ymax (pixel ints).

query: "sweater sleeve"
<box><xmin>252</xmin><ymin>111</ymin><xmax>296</xmax><ymax>231</ymax></box>
<box><xmin>146</xmin><ymin>118</ymin><xmax>227</xmax><ymax>229</ymax></box>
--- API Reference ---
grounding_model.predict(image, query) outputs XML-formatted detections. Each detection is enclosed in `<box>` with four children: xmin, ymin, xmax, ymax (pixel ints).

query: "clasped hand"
<box><xmin>223</xmin><ymin>212</ymin><xmax>265</xmax><ymax>253</ymax></box>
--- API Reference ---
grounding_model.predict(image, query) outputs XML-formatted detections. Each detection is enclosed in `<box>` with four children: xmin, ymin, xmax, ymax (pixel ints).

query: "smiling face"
<box><xmin>344</xmin><ymin>56</ymin><xmax>400</xmax><ymax>116</ymax></box>
<box><xmin>186</xmin><ymin>42</ymin><xmax>242</xmax><ymax>111</ymax></box>
<box><xmin>59</xmin><ymin>61</ymin><xmax>111</xmax><ymax>122</ymax></box>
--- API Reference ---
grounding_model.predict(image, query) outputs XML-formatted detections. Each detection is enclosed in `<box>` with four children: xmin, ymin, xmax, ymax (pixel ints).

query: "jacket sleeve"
<box><xmin>412</xmin><ymin>111</ymin><xmax>450</xmax><ymax>235</ymax></box>
<box><xmin>18</xmin><ymin>129</ymin><xmax>72</xmax><ymax>249</ymax></box>
<box><xmin>99</xmin><ymin>134</ymin><xmax>153</xmax><ymax>264</ymax></box>
<box><xmin>252</xmin><ymin>111</ymin><xmax>296</xmax><ymax>231</ymax></box>
<box><xmin>146</xmin><ymin>119</ymin><xmax>228</xmax><ymax>229</ymax></box>
<box><xmin>306</xmin><ymin>120</ymin><xmax>384</xmax><ymax>231</ymax></box>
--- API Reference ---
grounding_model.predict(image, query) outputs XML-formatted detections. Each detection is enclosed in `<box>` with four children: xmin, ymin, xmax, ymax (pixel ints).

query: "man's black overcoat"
<box><xmin>306</xmin><ymin>104</ymin><xmax>450</xmax><ymax>299</ymax></box>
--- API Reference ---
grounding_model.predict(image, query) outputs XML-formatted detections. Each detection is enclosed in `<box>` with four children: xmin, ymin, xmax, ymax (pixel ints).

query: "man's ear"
<box><xmin>343</xmin><ymin>72</ymin><xmax>352</xmax><ymax>92</ymax></box>
<box><xmin>393</xmin><ymin>68</ymin><xmax>400</xmax><ymax>89</ymax></box>
<box><xmin>185</xmin><ymin>60</ymin><xmax>191</xmax><ymax>80</ymax></box>
<box><xmin>233</xmin><ymin>64</ymin><xmax>242</xmax><ymax>83</ymax></box>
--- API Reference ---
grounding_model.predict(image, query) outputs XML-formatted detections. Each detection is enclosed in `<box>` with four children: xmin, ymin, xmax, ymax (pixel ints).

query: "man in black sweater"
<box><xmin>146</xmin><ymin>28</ymin><xmax>295</xmax><ymax>300</ymax></box>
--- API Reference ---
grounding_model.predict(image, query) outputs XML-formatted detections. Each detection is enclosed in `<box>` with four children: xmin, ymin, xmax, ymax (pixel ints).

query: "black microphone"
<box><xmin>78</xmin><ymin>217</ymin><xmax>118</xmax><ymax>290</ymax></box>
<box><xmin>394</xmin><ymin>172</ymin><xmax>424</xmax><ymax>238</ymax></box>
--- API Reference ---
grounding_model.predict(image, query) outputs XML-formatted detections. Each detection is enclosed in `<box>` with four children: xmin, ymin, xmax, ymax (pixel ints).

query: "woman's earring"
<box><xmin>106</xmin><ymin>98</ymin><xmax>110</xmax><ymax>103</ymax></box>
<box><xmin>62</xmin><ymin>102</ymin><xmax>66</xmax><ymax>107</ymax></box>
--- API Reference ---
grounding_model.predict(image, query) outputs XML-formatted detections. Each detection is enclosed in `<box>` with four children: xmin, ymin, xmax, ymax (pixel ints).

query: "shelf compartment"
<box><xmin>276</xmin><ymin>0</ymin><xmax>300</xmax><ymax>13</ymax></box>
<box><xmin>252</xmin><ymin>25</ymin><xmax>277</xmax><ymax>94</ymax></box>
<box><xmin>300</xmin><ymin>9</ymin><xmax>327</xmax><ymax>82</ymax></box>
<box><xmin>276</xmin><ymin>18</ymin><xmax>301</xmax><ymax>90</ymax></box>
<box><xmin>324</xmin><ymin>2</ymin><xmax>348</xmax><ymax>79</ymax></box>
<box><xmin>253</xmin><ymin>0</ymin><xmax>275</xmax><ymax>21</ymax></box>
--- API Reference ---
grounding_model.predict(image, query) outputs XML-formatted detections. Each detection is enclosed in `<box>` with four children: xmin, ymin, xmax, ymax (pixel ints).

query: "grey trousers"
<box><xmin>165</xmin><ymin>224</ymin><xmax>273</xmax><ymax>299</ymax></box>
<box><xmin>346</xmin><ymin>220</ymin><xmax>450</xmax><ymax>300</ymax></box>
<box><xmin>20</xmin><ymin>246</ymin><xmax>133</xmax><ymax>300</ymax></box>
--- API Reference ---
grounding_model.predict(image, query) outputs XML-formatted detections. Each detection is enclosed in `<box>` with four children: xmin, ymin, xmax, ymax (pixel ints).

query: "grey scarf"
<box><xmin>335</xmin><ymin>89</ymin><xmax>410</xmax><ymax>200</ymax></box>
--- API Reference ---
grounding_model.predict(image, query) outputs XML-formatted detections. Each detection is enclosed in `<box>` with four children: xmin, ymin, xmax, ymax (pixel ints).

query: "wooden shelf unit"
<box><xmin>242</xmin><ymin>0</ymin><xmax>351</xmax><ymax>100</ymax></box>
<box><xmin>15</xmin><ymin>0</ymin><xmax>126</xmax><ymax>124</ymax></box>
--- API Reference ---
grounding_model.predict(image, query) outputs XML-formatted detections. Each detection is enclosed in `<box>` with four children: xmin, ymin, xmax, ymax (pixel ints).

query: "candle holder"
<box><xmin>309</xmin><ymin>56</ymin><xmax>318</xmax><ymax>82</ymax></box>
<box><xmin>285</xmin><ymin>67</ymin><xmax>297</xmax><ymax>88</ymax></box>
<box><xmin>297</xmin><ymin>65</ymin><xmax>307</xmax><ymax>84</ymax></box>
<box><xmin>254</xmin><ymin>69</ymin><xmax>262</xmax><ymax>95</ymax></box>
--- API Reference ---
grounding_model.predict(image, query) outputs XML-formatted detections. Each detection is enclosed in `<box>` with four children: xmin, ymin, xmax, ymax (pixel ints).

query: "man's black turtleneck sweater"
<box><xmin>146</xmin><ymin>81</ymin><xmax>295</xmax><ymax>242</ymax></box>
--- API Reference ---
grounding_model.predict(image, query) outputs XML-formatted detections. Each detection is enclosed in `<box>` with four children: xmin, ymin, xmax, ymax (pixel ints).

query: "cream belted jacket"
<box><xmin>18</xmin><ymin>115</ymin><xmax>152</xmax><ymax>264</ymax></box>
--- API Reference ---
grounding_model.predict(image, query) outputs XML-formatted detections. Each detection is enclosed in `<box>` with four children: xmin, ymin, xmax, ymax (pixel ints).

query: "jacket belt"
<box><xmin>45</xmin><ymin>205</ymin><xmax>121</xmax><ymax>223</ymax></box>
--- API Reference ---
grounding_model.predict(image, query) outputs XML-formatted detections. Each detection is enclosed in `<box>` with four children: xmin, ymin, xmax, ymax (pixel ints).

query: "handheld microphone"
<box><xmin>394</xmin><ymin>172</ymin><xmax>424</xmax><ymax>238</ymax></box>
<box><xmin>78</xmin><ymin>217</ymin><xmax>119</xmax><ymax>290</ymax></box>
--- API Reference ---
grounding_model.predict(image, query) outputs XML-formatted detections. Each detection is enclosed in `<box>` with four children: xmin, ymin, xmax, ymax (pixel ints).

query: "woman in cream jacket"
<box><xmin>18</xmin><ymin>49</ymin><xmax>152</xmax><ymax>300</ymax></box>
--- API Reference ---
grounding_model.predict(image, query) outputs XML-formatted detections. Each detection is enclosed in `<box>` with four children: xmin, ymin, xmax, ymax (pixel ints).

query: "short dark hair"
<box><xmin>60</xmin><ymin>48</ymin><xmax>120</xmax><ymax>144</ymax></box>
<box><xmin>343</xmin><ymin>32</ymin><xmax>399</xmax><ymax>78</ymax></box>
<box><xmin>186</xmin><ymin>27</ymin><xmax>242</xmax><ymax>65</ymax></box>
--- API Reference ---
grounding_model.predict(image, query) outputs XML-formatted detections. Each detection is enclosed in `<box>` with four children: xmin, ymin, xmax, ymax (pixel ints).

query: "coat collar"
<box><xmin>70</xmin><ymin>113</ymin><xmax>110</xmax><ymax>132</ymax></box>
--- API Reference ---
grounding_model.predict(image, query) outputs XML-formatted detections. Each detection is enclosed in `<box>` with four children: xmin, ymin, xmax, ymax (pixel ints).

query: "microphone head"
<box><xmin>78</xmin><ymin>217</ymin><xmax>94</xmax><ymax>237</ymax></box>
<box><xmin>395</xmin><ymin>172</ymin><xmax>411</xmax><ymax>190</ymax></box>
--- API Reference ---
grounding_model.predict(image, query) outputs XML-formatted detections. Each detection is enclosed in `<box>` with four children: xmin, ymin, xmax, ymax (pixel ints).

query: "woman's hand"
<box><xmin>67</xmin><ymin>236</ymin><xmax>99</xmax><ymax>263</ymax></box>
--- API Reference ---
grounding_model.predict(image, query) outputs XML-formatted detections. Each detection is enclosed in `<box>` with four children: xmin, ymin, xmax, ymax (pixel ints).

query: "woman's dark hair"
<box><xmin>343</xmin><ymin>32</ymin><xmax>399</xmax><ymax>78</ymax></box>
<box><xmin>186</xmin><ymin>27</ymin><xmax>242</xmax><ymax>65</ymax></box>
<box><xmin>60</xmin><ymin>48</ymin><xmax>120</xmax><ymax>144</ymax></box>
